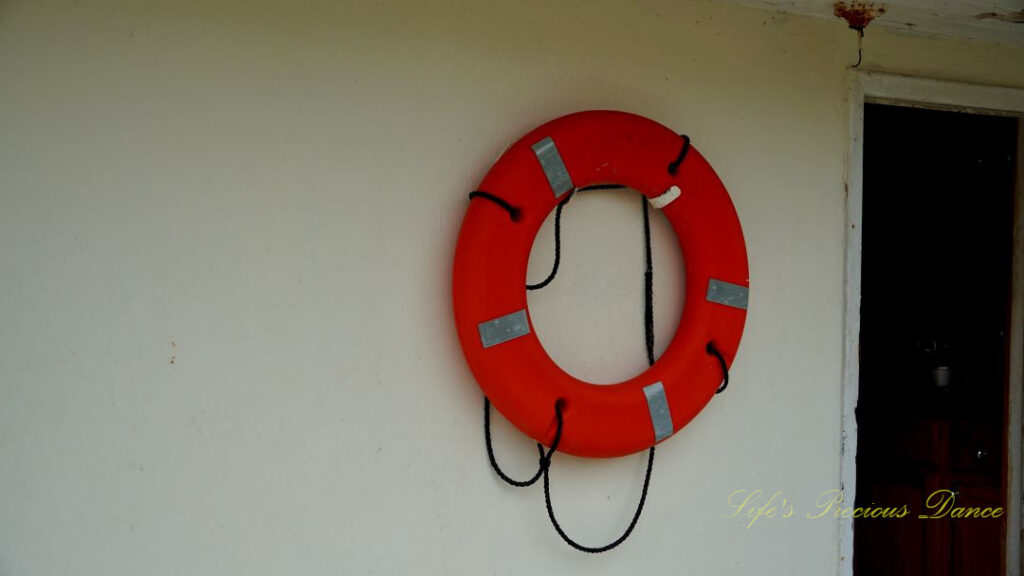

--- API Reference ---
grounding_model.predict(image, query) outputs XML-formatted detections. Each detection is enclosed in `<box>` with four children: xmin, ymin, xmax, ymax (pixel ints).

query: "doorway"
<box><xmin>853</xmin><ymin>103</ymin><xmax>1019</xmax><ymax>576</ymax></box>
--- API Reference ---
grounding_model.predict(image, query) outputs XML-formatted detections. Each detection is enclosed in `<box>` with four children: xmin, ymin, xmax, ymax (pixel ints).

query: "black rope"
<box><xmin>468</xmin><ymin>190</ymin><xmax>519</xmax><ymax>222</ymax></box>
<box><xmin>469</xmin><ymin>185</ymin><xmax>623</xmax><ymax>229</ymax></box>
<box><xmin>667</xmin><ymin>134</ymin><xmax>691</xmax><ymax>176</ymax></box>
<box><xmin>470</xmin><ymin>186</ymin><xmax>622</xmax><ymax>291</ymax></box>
<box><xmin>539</xmin><ymin>192</ymin><xmax>658</xmax><ymax>553</ymax></box>
<box><xmin>642</xmin><ymin>197</ymin><xmax>655</xmax><ymax>366</ymax></box>
<box><xmin>707</xmin><ymin>342</ymin><xmax>730</xmax><ymax>394</ymax></box>
<box><xmin>526</xmin><ymin>190</ymin><xmax>575</xmax><ymax>290</ymax></box>
<box><xmin>484</xmin><ymin>397</ymin><xmax>563</xmax><ymax>487</ymax></box>
<box><xmin>577</xmin><ymin>184</ymin><xmax>626</xmax><ymax>192</ymax></box>
<box><xmin>544</xmin><ymin>442</ymin><xmax>655</xmax><ymax>553</ymax></box>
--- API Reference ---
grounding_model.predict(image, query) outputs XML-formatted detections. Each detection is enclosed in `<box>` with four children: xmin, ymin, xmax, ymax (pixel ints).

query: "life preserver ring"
<box><xmin>452</xmin><ymin>110</ymin><xmax>748</xmax><ymax>458</ymax></box>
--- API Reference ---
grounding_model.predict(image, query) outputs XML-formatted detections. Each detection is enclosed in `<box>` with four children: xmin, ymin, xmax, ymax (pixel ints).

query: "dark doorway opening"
<box><xmin>854</xmin><ymin>103</ymin><xmax>1018</xmax><ymax>576</ymax></box>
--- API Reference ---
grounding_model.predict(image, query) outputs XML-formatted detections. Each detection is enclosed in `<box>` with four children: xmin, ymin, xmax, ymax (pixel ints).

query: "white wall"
<box><xmin>1</xmin><ymin>1</ymin><xmax>1022</xmax><ymax>575</ymax></box>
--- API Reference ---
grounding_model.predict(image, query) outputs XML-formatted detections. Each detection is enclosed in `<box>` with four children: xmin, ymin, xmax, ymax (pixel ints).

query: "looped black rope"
<box><xmin>544</xmin><ymin>444</ymin><xmax>655</xmax><ymax>553</ymax></box>
<box><xmin>468</xmin><ymin>190</ymin><xmax>519</xmax><ymax>222</ymax></box>
<box><xmin>484</xmin><ymin>397</ymin><xmax>563</xmax><ymax>487</ymax></box>
<box><xmin>480</xmin><ymin>183</ymin><xmax>658</xmax><ymax>552</ymax></box>
<box><xmin>527</xmin><ymin>184</ymin><xmax>635</xmax><ymax>291</ymax></box>
<box><xmin>706</xmin><ymin>342</ymin><xmax>730</xmax><ymax>394</ymax></box>
<box><xmin>526</xmin><ymin>190</ymin><xmax>575</xmax><ymax>290</ymax></box>
<box><xmin>667</xmin><ymin>134</ymin><xmax>691</xmax><ymax>176</ymax></box>
<box><xmin>537</xmin><ymin>192</ymin><xmax>657</xmax><ymax>553</ymax></box>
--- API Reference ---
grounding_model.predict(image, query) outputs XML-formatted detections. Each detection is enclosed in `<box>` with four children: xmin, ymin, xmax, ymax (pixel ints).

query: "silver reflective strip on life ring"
<box><xmin>706</xmin><ymin>279</ymin><xmax>749</xmax><ymax>310</ymax></box>
<box><xmin>643</xmin><ymin>381</ymin><xmax>674</xmax><ymax>442</ymax></box>
<box><xmin>478</xmin><ymin>309</ymin><xmax>531</xmax><ymax>349</ymax></box>
<box><xmin>531</xmin><ymin>137</ymin><xmax>573</xmax><ymax>198</ymax></box>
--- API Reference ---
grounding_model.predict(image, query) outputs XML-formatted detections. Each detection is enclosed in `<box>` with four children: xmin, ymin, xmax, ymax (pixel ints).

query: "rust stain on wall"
<box><xmin>834</xmin><ymin>1</ymin><xmax>886</xmax><ymax>30</ymax></box>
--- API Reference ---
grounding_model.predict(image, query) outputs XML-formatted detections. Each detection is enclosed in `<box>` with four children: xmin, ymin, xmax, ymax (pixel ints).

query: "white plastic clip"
<box><xmin>648</xmin><ymin>185</ymin><xmax>681</xmax><ymax>209</ymax></box>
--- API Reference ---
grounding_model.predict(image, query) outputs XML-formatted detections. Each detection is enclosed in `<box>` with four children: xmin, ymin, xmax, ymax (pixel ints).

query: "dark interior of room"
<box><xmin>854</xmin><ymin>103</ymin><xmax>1018</xmax><ymax>576</ymax></box>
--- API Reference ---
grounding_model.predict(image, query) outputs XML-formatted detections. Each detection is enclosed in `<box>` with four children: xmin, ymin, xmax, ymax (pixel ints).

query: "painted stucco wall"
<box><xmin>1</xmin><ymin>1</ymin><xmax>1022</xmax><ymax>574</ymax></box>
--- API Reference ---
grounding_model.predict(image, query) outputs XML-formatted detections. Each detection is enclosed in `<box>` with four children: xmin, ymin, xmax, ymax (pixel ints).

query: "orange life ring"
<box><xmin>452</xmin><ymin>110</ymin><xmax>748</xmax><ymax>458</ymax></box>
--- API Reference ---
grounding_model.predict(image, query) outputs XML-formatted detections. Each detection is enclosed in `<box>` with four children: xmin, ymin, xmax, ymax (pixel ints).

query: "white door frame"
<box><xmin>840</xmin><ymin>71</ymin><xmax>1024</xmax><ymax>576</ymax></box>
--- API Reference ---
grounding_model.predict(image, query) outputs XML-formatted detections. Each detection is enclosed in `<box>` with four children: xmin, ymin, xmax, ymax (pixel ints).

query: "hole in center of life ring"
<box><xmin>526</xmin><ymin>187</ymin><xmax>686</xmax><ymax>385</ymax></box>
